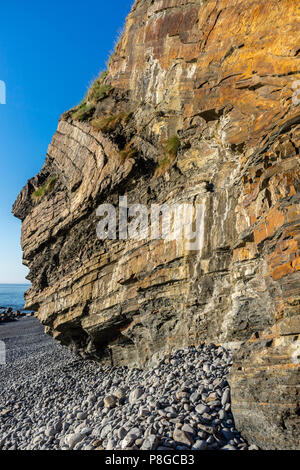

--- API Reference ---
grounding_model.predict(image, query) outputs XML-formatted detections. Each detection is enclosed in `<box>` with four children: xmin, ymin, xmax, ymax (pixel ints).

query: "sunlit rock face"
<box><xmin>13</xmin><ymin>0</ymin><xmax>300</xmax><ymax>449</ymax></box>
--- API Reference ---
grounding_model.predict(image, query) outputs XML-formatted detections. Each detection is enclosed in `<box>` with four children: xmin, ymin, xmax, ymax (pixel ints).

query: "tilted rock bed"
<box><xmin>0</xmin><ymin>319</ymin><xmax>255</xmax><ymax>450</ymax></box>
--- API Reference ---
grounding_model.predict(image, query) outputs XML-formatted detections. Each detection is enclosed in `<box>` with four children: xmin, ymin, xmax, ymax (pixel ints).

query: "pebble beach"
<box><xmin>0</xmin><ymin>317</ymin><xmax>255</xmax><ymax>451</ymax></box>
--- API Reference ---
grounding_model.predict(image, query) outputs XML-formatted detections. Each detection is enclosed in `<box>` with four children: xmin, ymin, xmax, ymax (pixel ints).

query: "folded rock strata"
<box><xmin>13</xmin><ymin>0</ymin><xmax>300</xmax><ymax>449</ymax></box>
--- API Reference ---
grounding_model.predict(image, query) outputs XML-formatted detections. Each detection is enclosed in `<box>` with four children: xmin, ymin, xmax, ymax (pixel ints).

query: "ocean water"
<box><xmin>0</xmin><ymin>284</ymin><xmax>30</xmax><ymax>311</ymax></box>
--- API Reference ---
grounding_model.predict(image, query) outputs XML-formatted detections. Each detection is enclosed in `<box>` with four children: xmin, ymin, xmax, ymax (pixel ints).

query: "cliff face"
<box><xmin>13</xmin><ymin>0</ymin><xmax>300</xmax><ymax>449</ymax></box>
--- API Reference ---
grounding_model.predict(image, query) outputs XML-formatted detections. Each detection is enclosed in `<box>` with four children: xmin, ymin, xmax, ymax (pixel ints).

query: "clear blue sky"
<box><xmin>0</xmin><ymin>0</ymin><xmax>134</xmax><ymax>284</ymax></box>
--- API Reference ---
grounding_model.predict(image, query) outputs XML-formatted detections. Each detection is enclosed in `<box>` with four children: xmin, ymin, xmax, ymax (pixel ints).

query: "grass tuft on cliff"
<box><xmin>91</xmin><ymin>112</ymin><xmax>133</xmax><ymax>133</ymax></box>
<box><xmin>71</xmin><ymin>71</ymin><xmax>111</xmax><ymax>122</ymax></box>
<box><xmin>86</xmin><ymin>79</ymin><xmax>111</xmax><ymax>103</ymax></box>
<box><xmin>119</xmin><ymin>141</ymin><xmax>138</xmax><ymax>163</ymax></box>
<box><xmin>72</xmin><ymin>102</ymin><xmax>96</xmax><ymax>122</ymax></box>
<box><xmin>154</xmin><ymin>135</ymin><xmax>180</xmax><ymax>178</ymax></box>
<box><xmin>32</xmin><ymin>176</ymin><xmax>57</xmax><ymax>200</ymax></box>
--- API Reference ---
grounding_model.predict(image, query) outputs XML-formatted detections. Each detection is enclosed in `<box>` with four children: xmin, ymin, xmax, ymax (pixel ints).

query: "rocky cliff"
<box><xmin>13</xmin><ymin>0</ymin><xmax>300</xmax><ymax>449</ymax></box>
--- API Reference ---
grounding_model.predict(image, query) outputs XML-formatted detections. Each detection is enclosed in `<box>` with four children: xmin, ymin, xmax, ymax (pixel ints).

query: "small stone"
<box><xmin>141</xmin><ymin>434</ymin><xmax>159</xmax><ymax>451</ymax></box>
<box><xmin>173</xmin><ymin>429</ymin><xmax>194</xmax><ymax>447</ymax></box>
<box><xmin>45</xmin><ymin>427</ymin><xmax>56</xmax><ymax>437</ymax></box>
<box><xmin>87</xmin><ymin>394</ymin><xmax>97</xmax><ymax>404</ymax></box>
<box><xmin>77</xmin><ymin>411</ymin><xmax>88</xmax><ymax>420</ymax></box>
<box><xmin>106</xmin><ymin>439</ymin><xmax>116</xmax><ymax>450</ymax></box>
<box><xmin>129</xmin><ymin>387</ymin><xmax>144</xmax><ymax>404</ymax></box>
<box><xmin>206</xmin><ymin>435</ymin><xmax>215</xmax><ymax>444</ymax></box>
<box><xmin>64</xmin><ymin>433</ymin><xmax>85</xmax><ymax>450</ymax></box>
<box><xmin>192</xmin><ymin>440</ymin><xmax>207</xmax><ymax>450</ymax></box>
<box><xmin>249</xmin><ymin>444</ymin><xmax>259</xmax><ymax>450</ymax></box>
<box><xmin>127</xmin><ymin>427</ymin><xmax>142</xmax><ymax>439</ymax></box>
<box><xmin>195</xmin><ymin>404</ymin><xmax>210</xmax><ymax>414</ymax></box>
<box><xmin>92</xmin><ymin>439</ymin><xmax>102</xmax><ymax>448</ymax></box>
<box><xmin>100</xmin><ymin>424</ymin><xmax>112</xmax><ymax>440</ymax></box>
<box><xmin>197</xmin><ymin>423</ymin><xmax>215</xmax><ymax>434</ymax></box>
<box><xmin>190</xmin><ymin>391</ymin><xmax>201</xmax><ymax>403</ymax></box>
<box><xmin>80</xmin><ymin>427</ymin><xmax>92</xmax><ymax>436</ymax></box>
<box><xmin>104</xmin><ymin>395</ymin><xmax>118</xmax><ymax>409</ymax></box>
<box><xmin>221</xmin><ymin>444</ymin><xmax>237</xmax><ymax>450</ymax></box>
<box><xmin>117</xmin><ymin>427</ymin><xmax>127</xmax><ymax>440</ymax></box>
<box><xmin>221</xmin><ymin>388</ymin><xmax>230</xmax><ymax>406</ymax></box>
<box><xmin>176</xmin><ymin>391</ymin><xmax>190</xmax><ymax>400</ymax></box>
<box><xmin>121</xmin><ymin>435</ymin><xmax>135</xmax><ymax>450</ymax></box>
<box><xmin>113</xmin><ymin>388</ymin><xmax>127</xmax><ymax>402</ymax></box>
<box><xmin>181</xmin><ymin>424</ymin><xmax>195</xmax><ymax>435</ymax></box>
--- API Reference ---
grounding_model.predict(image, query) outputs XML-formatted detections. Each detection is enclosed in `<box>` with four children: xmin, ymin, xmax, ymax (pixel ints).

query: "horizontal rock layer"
<box><xmin>13</xmin><ymin>0</ymin><xmax>300</xmax><ymax>449</ymax></box>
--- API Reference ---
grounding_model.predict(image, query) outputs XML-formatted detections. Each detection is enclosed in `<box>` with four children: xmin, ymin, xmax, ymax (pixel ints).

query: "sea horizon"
<box><xmin>0</xmin><ymin>283</ymin><xmax>31</xmax><ymax>285</ymax></box>
<box><xmin>0</xmin><ymin>284</ymin><xmax>31</xmax><ymax>311</ymax></box>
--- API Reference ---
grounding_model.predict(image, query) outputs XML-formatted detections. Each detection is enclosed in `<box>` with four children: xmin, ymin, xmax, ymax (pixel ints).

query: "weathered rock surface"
<box><xmin>229</xmin><ymin>321</ymin><xmax>300</xmax><ymax>450</ymax></box>
<box><xmin>13</xmin><ymin>0</ymin><xmax>300</xmax><ymax>449</ymax></box>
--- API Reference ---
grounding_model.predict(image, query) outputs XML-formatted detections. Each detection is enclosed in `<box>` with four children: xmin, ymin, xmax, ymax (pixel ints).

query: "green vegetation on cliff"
<box><xmin>70</xmin><ymin>71</ymin><xmax>111</xmax><ymax>122</ymax></box>
<box><xmin>91</xmin><ymin>112</ymin><xmax>132</xmax><ymax>133</ymax></box>
<box><xmin>154</xmin><ymin>136</ymin><xmax>180</xmax><ymax>178</ymax></box>
<box><xmin>119</xmin><ymin>141</ymin><xmax>138</xmax><ymax>163</ymax></box>
<box><xmin>32</xmin><ymin>176</ymin><xmax>57</xmax><ymax>200</ymax></box>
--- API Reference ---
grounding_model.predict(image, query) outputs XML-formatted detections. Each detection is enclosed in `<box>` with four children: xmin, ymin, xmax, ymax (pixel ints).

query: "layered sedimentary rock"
<box><xmin>13</xmin><ymin>0</ymin><xmax>300</xmax><ymax>449</ymax></box>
